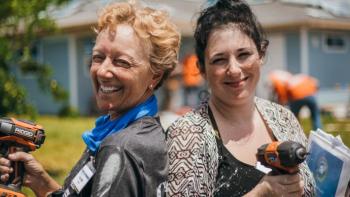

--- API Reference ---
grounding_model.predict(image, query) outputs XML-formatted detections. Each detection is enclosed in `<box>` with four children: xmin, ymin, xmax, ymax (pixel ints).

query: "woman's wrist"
<box><xmin>30</xmin><ymin>171</ymin><xmax>61</xmax><ymax>197</ymax></box>
<box><xmin>244</xmin><ymin>182</ymin><xmax>270</xmax><ymax>197</ymax></box>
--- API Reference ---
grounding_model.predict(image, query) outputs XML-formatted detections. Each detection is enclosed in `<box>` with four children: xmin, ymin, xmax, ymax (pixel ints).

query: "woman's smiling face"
<box><xmin>90</xmin><ymin>24</ymin><xmax>155</xmax><ymax>118</ymax></box>
<box><xmin>204</xmin><ymin>27</ymin><xmax>263</xmax><ymax>106</ymax></box>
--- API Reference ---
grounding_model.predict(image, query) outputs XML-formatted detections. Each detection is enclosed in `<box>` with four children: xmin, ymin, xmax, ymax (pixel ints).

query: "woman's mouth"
<box><xmin>225</xmin><ymin>77</ymin><xmax>248</xmax><ymax>87</ymax></box>
<box><xmin>99</xmin><ymin>85</ymin><xmax>121</xmax><ymax>94</ymax></box>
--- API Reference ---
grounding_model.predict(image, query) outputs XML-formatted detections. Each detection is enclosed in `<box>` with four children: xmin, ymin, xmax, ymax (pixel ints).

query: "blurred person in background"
<box><xmin>166</xmin><ymin>0</ymin><xmax>315</xmax><ymax>196</ymax></box>
<box><xmin>182</xmin><ymin>53</ymin><xmax>204</xmax><ymax>107</ymax></box>
<box><xmin>0</xmin><ymin>1</ymin><xmax>180</xmax><ymax>196</ymax></box>
<box><xmin>268</xmin><ymin>70</ymin><xmax>292</xmax><ymax>106</ymax></box>
<box><xmin>269</xmin><ymin>70</ymin><xmax>322</xmax><ymax>130</ymax></box>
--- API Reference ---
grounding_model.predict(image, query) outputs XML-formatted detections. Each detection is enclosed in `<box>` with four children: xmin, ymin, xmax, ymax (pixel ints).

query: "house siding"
<box><xmin>76</xmin><ymin>36</ymin><xmax>95</xmax><ymax>115</ymax></box>
<box><xmin>308</xmin><ymin>30</ymin><xmax>350</xmax><ymax>89</ymax></box>
<box><xmin>18</xmin><ymin>36</ymin><xmax>69</xmax><ymax>114</ymax></box>
<box><xmin>286</xmin><ymin>31</ymin><xmax>301</xmax><ymax>74</ymax></box>
<box><xmin>257</xmin><ymin>32</ymin><xmax>286</xmax><ymax>99</ymax></box>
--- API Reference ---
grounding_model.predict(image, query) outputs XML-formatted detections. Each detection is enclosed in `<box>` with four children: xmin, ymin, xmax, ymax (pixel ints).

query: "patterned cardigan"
<box><xmin>166</xmin><ymin>97</ymin><xmax>315</xmax><ymax>196</ymax></box>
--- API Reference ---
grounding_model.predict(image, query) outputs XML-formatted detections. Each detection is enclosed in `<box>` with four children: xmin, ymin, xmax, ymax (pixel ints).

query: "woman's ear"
<box><xmin>259</xmin><ymin>56</ymin><xmax>264</xmax><ymax>65</ymax></box>
<box><xmin>260</xmin><ymin>39</ymin><xmax>269</xmax><ymax>61</ymax></box>
<box><xmin>149</xmin><ymin>72</ymin><xmax>164</xmax><ymax>89</ymax></box>
<box><xmin>260</xmin><ymin>51</ymin><xmax>268</xmax><ymax>65</ymax></box>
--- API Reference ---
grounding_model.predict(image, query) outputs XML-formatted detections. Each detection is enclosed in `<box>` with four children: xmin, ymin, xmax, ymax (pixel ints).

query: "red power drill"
<box><xmin>256</xmin><ymin>141</ymin><xmax>307</xmax><ymax>174</ymax></box>
<box><xmin>0</xmin><ymin>117</ymin><xmax>45</xmax><ymax>197</ymax></box>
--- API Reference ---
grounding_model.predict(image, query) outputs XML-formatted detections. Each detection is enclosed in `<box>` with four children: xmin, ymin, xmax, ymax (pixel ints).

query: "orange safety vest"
<box><xmin>182</xmin><ymin>54</ymin><xmax>202</xmax><ymax>87</ymax></box>
<box><xmin>269</xmin><ymin>70</ymin><xmax>292</xmax><ymax>105</ymax></box>
<box><xmin>287</xmin><ymin>74</ymin><xmax>318</xmax><ymax>101</ymax></box>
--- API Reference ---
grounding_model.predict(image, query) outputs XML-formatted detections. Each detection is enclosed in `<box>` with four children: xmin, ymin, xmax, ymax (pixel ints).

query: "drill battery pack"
<box><xmin>0</xmin><ymin>184</ymin><xmax>25</xmax><ymax>197</ymax></box>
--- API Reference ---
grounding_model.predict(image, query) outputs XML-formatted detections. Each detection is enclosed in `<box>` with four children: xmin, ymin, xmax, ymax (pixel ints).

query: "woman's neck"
<box><xmin>209</xmin><ymin>96</ymin><xmax>256</xmax><ymax>125</ymax></box>
<box><xmin>209</xmin><ymin>96</ymin><xmax>262</xmax><ymax>146</ymax></box>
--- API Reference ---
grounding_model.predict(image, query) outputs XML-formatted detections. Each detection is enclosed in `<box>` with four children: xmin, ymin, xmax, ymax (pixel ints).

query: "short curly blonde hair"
<box><xmin>95</xmin><ymin>1</ymin><xmax>181</xmax><ymax>89</ymax></box>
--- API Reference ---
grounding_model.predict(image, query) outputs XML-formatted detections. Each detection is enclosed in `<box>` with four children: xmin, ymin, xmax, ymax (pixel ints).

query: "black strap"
<box><xmin>208</xmin><ymin>106</ymin><xmax>227</xmax><ymax>166</ymax></box>
<box><xmin>48</xmin><ymin>189</ymin><xmax>64</xmax><ymax>197</ymax></box>
<box><xmin>208</xmin><ymin>105</ymin><xmax>221</xmax><ymax>139</ymax></box>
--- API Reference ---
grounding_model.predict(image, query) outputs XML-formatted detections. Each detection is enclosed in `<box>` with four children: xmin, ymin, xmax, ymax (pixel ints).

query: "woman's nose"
<box><xmin>97</xmin><ymin>59</ymin><xmax>114</xmax><ymax>78</ymax></box>
<box><xmin>226</xmin><ymin>59</ymin><xmax>241</xmax><ymax>76</ymax></box>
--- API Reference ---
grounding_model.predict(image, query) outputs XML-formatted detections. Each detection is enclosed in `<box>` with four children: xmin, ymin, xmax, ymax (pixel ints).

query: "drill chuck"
<box><xmin>296</xmin><ymin>147</ymin><xmax>307</xmax><ymax>160</ymax></box>
<box><xmin>277</xmin><ymin>141</ymin><xmax>307</xmax><ymax>167</ymax></box>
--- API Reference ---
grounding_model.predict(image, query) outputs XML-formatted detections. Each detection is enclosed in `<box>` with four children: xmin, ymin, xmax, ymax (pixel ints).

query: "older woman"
<box><xmin>0</xmin><ymin>2</ymin><xmax>180</xmax><ymax>197</ymax></box>
<box><xmin>166</xmin><ymin>0</ymin><xmax>315</xmax><ymax>196</ymax></box>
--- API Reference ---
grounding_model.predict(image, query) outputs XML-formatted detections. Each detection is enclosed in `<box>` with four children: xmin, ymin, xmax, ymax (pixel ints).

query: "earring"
<box><xmin>149</xmin><ymin>84</ymin><xmax>154</xmax><ymax>89</ymax></box>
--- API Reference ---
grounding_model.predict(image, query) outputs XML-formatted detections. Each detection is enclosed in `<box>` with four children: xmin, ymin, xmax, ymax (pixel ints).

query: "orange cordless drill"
<box><xmin>0</xmin><ymin>117</ymin><xmax>45</xmax><ymax>197</ymax></box>
<box><xmin>256</xmin><ymin>141</ymin><xmax>307</xmax><ymax>174</ymax></box>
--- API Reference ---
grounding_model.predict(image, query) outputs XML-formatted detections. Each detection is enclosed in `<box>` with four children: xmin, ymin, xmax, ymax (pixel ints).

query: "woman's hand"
<box><xmin>0</xmin><ymin>156</ymin><xmax>13</xmax><ymax>182</ymax></box>
<box><xmin>0</xmin><ymin>152</ymin><xmax>61</xmax><ymax>197</ymax></box>
<box><xmin>245</xmin><ymin>173</ymin><xmax>304</xmax><ymax>197</ymax></box>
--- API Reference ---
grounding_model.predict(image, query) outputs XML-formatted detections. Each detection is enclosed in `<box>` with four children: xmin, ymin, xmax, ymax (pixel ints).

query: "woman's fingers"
<box><xmin>8</xmin><ymin>152</ymin><xmax>34</xmax><ymax>163</ymax></box>
<box><xmin>276</xmin><ymin>173</ymin><xmax>300</xmax><ymax>185</ymax></box>
<box><xmin>0</xmin><ymin>174</ymin><xmax>9</xmax><ymax>182</ymax></box>
<box><xmin>282</xmin><ymin>174</ymin><xmax>303</xmax><ymax>193</ymax></box>
<box><xmin>284</xmin><ymin>180</ymin><xmax>304</xmax><ymax>193</ymax></box>
<box><xmin>0</xmin><ymin>157</ymin><xmax>11</xmax><ymax>167</ymax></box>
<box><xmin>0</xmin><ymin>165</ymin><xmax>13</xmax><ymax>174</ymax></box>
<box><xmin>261</xmin><ymin>174</ymin><xmax>304</xmax><ymax>197</ymax></box>
<box><xmin>0</xmin><ymin>157</ymin><xmax>12</xmax><ymax>182</ymax></box>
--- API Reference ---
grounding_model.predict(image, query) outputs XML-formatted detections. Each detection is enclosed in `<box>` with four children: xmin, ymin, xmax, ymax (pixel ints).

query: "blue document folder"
<box><xmin>307</xmin><ymin>141</ymin><xmax>343</xmax><ymax>196</ymax></box>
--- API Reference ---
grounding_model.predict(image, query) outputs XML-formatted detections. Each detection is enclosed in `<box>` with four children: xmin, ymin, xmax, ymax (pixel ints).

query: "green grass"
<box><xmin>32</xmin><ymin>116</ymin><xmax>96</xmax><ymax>182</ymax></box>
<box><xmin>22</xmin><ymin>116</ymin><xmax>96</xmax><ymax>196</ymax></box>
<box><xmin>300</xmin><ymin>116</ymin><xmax>350</xmax><ymax>147</ymax></box>
<box><xmin>13</xmin><ymin>115</ymin><xmax>349</xmax><ymax>196</ymax></box>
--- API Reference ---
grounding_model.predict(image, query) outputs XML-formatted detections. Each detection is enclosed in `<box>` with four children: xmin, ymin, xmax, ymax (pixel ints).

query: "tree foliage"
<box><xmin>0</xmin><ymin>0</ymin><xmax>69</xmax><ymax>118</ymax></box>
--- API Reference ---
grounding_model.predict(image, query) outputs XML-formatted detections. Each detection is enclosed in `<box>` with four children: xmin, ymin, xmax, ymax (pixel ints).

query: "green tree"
<box><xmin>0</xmin><ymin>0</ymin><xmax>70</xmax><ymax>118</ymax></box>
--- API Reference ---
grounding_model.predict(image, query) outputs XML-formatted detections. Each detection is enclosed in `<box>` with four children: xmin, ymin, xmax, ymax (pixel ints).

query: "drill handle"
<box><xmin>5</xmin><ymin>147</ymin><xmax>25</xmax><ymax>189</ymax></box>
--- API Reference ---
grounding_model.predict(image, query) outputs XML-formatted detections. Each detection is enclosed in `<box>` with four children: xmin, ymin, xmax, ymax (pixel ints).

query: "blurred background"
<box><xmin>1</xmin><ymin>0</ymin><xmax>350</xmax><ymax>196</ymax></box>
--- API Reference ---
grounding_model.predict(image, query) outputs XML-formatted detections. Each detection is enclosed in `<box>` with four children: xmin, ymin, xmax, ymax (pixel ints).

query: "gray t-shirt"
<box><xmin>62</xmin><ymin>116</ymin><xmax>167</xmax><ymax>197</ymax></box>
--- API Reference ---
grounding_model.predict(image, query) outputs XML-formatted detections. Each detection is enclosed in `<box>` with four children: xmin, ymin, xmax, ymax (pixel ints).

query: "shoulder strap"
<box><xmin>208</xmin><ymin>106</ymin><xmax>221</xmax><ymax>140</ymax></box>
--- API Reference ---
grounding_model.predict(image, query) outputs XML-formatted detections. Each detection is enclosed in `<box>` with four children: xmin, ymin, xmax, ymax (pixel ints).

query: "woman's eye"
<box><xmin>212</xmin><ymin>58</ymin><xmax>226</xmax><ymax>65</ymax></box>
<box><xmin>114</xmin><ymin>59</ymin><xmax>131</xmax><ymax>68</ymax></box>
<box><xmin>92</xmin><ymin>55</ymin><xmax>104</xmax><ymax>63</ymax></box>
<box><xmin>238</xmin><ymin>52</ymin><xmax>251</xmax><ymax>60</ymax></box>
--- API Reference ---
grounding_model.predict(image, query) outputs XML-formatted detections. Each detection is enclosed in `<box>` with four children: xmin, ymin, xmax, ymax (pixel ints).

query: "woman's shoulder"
<box><xmin>255</xmin><ymin>97</ymin><xmax>307</xmax><ymax>143</ymax></box>
<box><xmin>96</xmin><ymin>116</ymin><xmax>167</xmax><ymax>172</ymax></box>
<box><xmin>166</xmin><ymin>102</ymin><xmax>210</xmax><ymax>138</ymax></box>
<box><xmin>101</xmin><ymin>116</ymin><xmax>165</xmax><ymax>151</ymax></box>
<box><xmin>255</xmin><ymin>97</ymin><xmax>290</xmax><ymax>111</ymax></box>
<box><xmin>255</xmin><ymin>97</ymin><xmax>295</xmax><ymax>119</ymax></box>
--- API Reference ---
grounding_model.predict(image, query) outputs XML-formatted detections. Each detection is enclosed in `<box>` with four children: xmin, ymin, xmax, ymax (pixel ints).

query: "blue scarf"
<box><xmin>82</xmin><ymin>95</ymin><xmax>158</xmax><ymax>154</ymax></box>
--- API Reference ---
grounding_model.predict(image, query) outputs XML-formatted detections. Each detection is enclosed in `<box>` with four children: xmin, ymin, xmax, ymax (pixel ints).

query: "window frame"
<box><xmin>322</xmin><ymin>32</ymin><xmax>348</xmax><ymax>53</ymax></box>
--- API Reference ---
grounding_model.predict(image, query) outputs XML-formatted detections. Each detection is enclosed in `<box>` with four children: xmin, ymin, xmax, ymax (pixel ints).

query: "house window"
<box><xmin>323</xmin><ymin>34</ymin><xmax>347</xmax><ymax>53</ymax></box>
